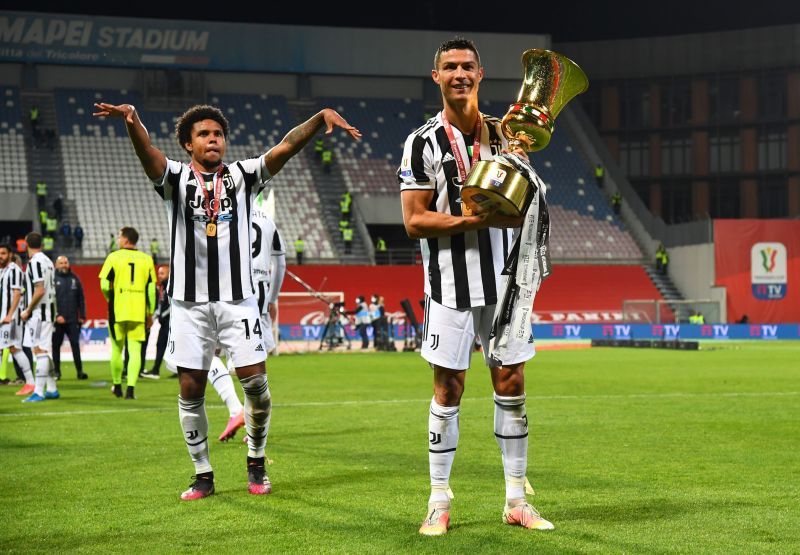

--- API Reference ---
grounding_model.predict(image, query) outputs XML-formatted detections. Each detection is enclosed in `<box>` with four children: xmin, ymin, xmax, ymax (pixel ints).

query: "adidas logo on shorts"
<box><xmin>442</xmin><ymin>152</ymin><xmax>455</xmax><ymax>163</ymax></box>
<box><xmin>255</xmin><ymin>344</ymin><xmax>264</xmax><ymax>352</ymax></box>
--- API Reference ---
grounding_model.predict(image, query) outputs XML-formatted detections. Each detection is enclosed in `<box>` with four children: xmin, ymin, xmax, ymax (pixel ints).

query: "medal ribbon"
<box><xmin>441</xmin><ymin>111</ymin><xmax>482</xmax><ymax>183</ymax></box>
<box><xmin>189</xmin><ymin>163</ymin><xmax>225</xmax><ymax>225</ymax></box>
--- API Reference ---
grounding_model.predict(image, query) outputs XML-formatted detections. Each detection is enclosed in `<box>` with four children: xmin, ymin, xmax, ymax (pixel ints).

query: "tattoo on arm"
<box><xmin>284</xmin><ymin>112</ymin><xmax>325</xmax><ymax>152</ymax></box>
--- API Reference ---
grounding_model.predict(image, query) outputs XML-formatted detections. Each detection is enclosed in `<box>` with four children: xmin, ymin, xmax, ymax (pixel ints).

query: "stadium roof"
<box><xmin>10</xmin><ymin>0</ymin><xmax>800</xmax><ymax>42</ymax></box>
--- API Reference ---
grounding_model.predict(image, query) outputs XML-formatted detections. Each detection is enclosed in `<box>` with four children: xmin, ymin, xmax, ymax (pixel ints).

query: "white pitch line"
<box><xmin>1</xmin><ymin>391</ymin><xmax>798</xmax><ymax>419</ymax></box>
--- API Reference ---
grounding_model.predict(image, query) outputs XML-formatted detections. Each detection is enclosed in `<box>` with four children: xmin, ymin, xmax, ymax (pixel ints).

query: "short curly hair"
<box><xmin>175</xmin><ymin>105</ymin><xmax>229</xmax><ymax>152</ymax></box>
<box><xmin>434</xmin><ymin>37</ymin><xmax>481</xmax><ymax>70</ymax></box>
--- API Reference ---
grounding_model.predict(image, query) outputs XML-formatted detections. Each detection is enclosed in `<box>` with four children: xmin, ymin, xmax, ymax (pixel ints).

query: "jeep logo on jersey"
<box><xmin>188</xmin><ymin>195</ymin><xmax>233</xmax><ymax>212</ymax></box>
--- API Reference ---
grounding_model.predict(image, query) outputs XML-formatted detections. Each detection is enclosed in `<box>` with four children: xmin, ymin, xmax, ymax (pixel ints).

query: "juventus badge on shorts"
<box><xmin>206</xmin><ymin>222</ymin><xmax>217</xmax><ymax>237</ymax></box>
<box><xmin>430</xmin><ymin>334</ymin><xmax>440</xmax><ymax>350</ymax></box>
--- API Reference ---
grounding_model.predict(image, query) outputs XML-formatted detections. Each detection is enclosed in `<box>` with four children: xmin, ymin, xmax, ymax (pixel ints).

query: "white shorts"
<box><xmin>421</xmin><ymin>296</ymin><xmax>535</xmax><ymax>371</ymax></box>
<box><xmin>0</xmin><ymin>320</ymin><xmax>22</xmax><ymax>350</ymax></box>
<box><xmin>22</xmin><ymin>318</ymin><xmax>53</xmax><ymax>352</ymax></box>
<box><xmin>261</xmin><ymin>311</ymin><xmax>276</xmax><ymax>352</ymax></box>
<box><xmin>166</xmin><ymin>297</ymin><xmax>267</xmax><ymax>370</ymax></box>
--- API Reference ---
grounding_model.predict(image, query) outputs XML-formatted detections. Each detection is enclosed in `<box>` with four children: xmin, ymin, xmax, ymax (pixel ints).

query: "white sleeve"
<box><xmin>152</xmin><ymin>158</ymin><xmax>183</xmax><ymax>200</ymax></box>
<box><xmin>238</xmin><ymin>156</ymin><xmax>273</xmax><ymax>195</ymax></box>
<box><xmin>398</xmin><ymin>133</ymin><xmax>436</xmax><ymax>191</ymax></box>
<box><xmin>269</xmin><ymin>254</ymin><xmax>286</xmax><ymax>304</ymax></box>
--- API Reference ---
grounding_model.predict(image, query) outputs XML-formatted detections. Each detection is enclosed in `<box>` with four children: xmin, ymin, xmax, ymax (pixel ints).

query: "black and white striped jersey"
<box><xmin>153</xmin><ymin>157</ymin><xmax>271</xmax><ymax>302</ymax></box>
<box><xmin>0</xmin><ymin>262</ymin><xmax>24</xmax><ymax>322</ymax></box>
<box><xmin>24</xmin><ymin>252</ymin><xmax>56</xmax><ymax>321</ymax></box>
<box><xmin>398</xmin><ymin>111</ymin><xmax>515</xmax><ymax>309</ymax></box>
<box><xmin>251</xmin><ymin>206</ymin><xmax>286</xmax><ymax>284</ymax></box>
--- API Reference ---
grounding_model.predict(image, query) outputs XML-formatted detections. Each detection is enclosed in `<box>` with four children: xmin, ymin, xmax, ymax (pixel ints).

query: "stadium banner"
<box><xmin>68</xmin><ymin>322</ymin><xmax>800</xmax><ymax>347</ymax></box>
<box><xmin>275</xmin><ymin>323</ymin><xmax>800</xmax><ymax>341</ymax></box>
<box><xmin>714</xmin><ymin>220</ymin><xmax>800</xmax><ymax>323</ymax></box>
<box><xmin>0</xmin><ymin>11</ymin><xmax>546</xmax><ymax>76</ymax></box>
<box><xmin>71</xmin><ymin>263</ymin><xmax>663</xmax><ymax>323</ymax></box>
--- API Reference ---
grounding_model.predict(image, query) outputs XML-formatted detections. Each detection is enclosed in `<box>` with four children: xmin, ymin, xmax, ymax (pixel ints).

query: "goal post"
<box><xmin>622</xmin><ymin>299</ymin><xmax>721</xmax><ymax>324</ymax></box>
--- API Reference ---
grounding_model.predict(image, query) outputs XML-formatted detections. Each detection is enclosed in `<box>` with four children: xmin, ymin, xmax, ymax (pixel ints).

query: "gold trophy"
<box><xmin>461</xmin><ymin>49</ymin><xmax>588</xmax><ymax>216</ymax></box>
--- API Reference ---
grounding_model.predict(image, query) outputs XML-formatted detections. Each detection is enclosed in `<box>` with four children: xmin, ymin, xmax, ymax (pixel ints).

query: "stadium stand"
<box><xmin>320</xmin><ymin>96</ymin><xmax>424</xmax><ymax>197</ymax></box>
<box><xmin>0</xmin><ymin>86</ymin><xmax>29</xmax><ymax>193</ymax></box>
<box><xmin>54</xmin><ymin>88</ymin><xmax>335</xmax><ymax>259</ymax></box>
<box><xmin>318</xmin><ymin>96</ymin><xmax>642</xmax><ymax>260</ymax></box>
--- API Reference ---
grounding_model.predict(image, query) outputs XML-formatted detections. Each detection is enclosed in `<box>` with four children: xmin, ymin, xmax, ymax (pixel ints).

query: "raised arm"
<box><xmin>92</xmin><ymin>103</ymin><xmax>167</xmax><ymax>181</ymax></box>
<box><xmin>264</xmin><ymin>108</ymin><xmax>361</xmax><ymax>176</ymax></box>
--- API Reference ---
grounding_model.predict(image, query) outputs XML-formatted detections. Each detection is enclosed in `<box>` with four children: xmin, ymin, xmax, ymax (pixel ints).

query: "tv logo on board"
<box><xmin>602</xmin><ymin>325</ymin><xmax>631</xmax><ymax>339</ymax></box>
<box><xmin>751</xmin><ymin>242</ymin><xmax>787</xmax><ymax>300</ymax></box>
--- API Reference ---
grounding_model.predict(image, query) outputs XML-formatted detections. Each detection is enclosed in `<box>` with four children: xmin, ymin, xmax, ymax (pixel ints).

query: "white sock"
<box><xmin>34</xmin><ymin>355</ymin><xmax>49</xmax><ymax>397</ymax></box>
<box><xmin>178</xmin><ymin>396</ymin><xmax>212</xmax><ymax>474</ymax></box>
<box><xmin>428</xmin><ymin>398</ymin><xmax>459</xmax><ymax>505</ymax></box>
<box><xmin>12</xmin><ymin>351</ymin><xmax>33</xmax><ymax>384</ymax></box>
<box><xmin>209</xmin><ymin>357</ymin><xmax>243</xmax><ymax>417</ymax></box>
<box><xmin>240</xmin><ymin>373</ymin><xmax>271</xmax><ymax>458</ymax></box>
<box><xmin>494</xmin><ymin>393</ymin><xmax>528</xmax><ymax>501</ymax></box>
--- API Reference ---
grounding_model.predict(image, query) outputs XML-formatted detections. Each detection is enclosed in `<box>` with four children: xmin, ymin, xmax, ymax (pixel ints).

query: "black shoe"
<box><xmin>180</xmin><ymin>472</ymin><xmax>215</xmax><ymax>501</ymax></box>
<box><xmin>0</xmin><ymin>379</ymin><xmax>10</xmax><ymax>386</ymax></box>
<box><xmin>54</xmin><ymin>371</ymin><xmax>62</xmax><ymax>381</ymax></box>
<box><xmin>125</xmin><ymin>386</ymin><xmax>136</xmax><ymax>400</ymax></box>
<box><xmin>77</xmin><ymin>372</ymin><xmax>88</xmax><ymax>380</ymax></box>
<box><xmin>140</xmin><ymin>370</ymin><xmax>160</xmax><ymax>380</ymax></box>
<box><xmin>112</xmin><ymin>384</ymin><xmax>123</xmax><ymax>398</ymax></box>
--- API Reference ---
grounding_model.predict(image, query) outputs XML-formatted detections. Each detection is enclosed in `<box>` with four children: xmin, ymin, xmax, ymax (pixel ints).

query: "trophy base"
<box><xmin>461</xmin><ymin>160</ymin><xmax>532</xmax><ymax>217</ymax></box>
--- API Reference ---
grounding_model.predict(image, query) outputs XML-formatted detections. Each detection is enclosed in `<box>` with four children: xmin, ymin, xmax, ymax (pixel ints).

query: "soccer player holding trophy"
<box><xmin>399</xmin><ymin>37</ymin><xmax>586</xmax><ymax>535</ymax></box>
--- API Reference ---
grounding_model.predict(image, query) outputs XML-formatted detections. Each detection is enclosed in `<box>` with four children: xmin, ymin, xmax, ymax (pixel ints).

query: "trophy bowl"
<box><xmin>461</xmin><ymin>160</ymin><xmax>532</xmax><ymax>217</ymax></box>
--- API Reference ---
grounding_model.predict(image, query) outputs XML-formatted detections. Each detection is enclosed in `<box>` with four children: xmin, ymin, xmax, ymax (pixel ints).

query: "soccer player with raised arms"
<box><xmin>99</xmin><ymin>227</ymin><xmax>156</xmax><ymax>400</ymax></box>
<box><xmin>93</xmin><ymin>101</ymin><xmax>360</xmax><ymax>500</ymax></box>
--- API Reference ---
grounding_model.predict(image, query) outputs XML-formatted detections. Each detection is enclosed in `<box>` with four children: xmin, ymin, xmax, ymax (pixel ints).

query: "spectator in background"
<box><xmin>611</xmin><ymin>191</ymin><xmax>622</xmax><ymax>215</ymax></box>
<box><xmin>39</xmin><ymin>209</ymin><xmax>48</xmax><ymax>227</ymax></box>
<box><xmin>43</xmin><ymin>235</ymin><xmax>55</xmax><ymax>257</ymax></box>
<box><xmin>375</xmin><ymin>236</ymin><xmax>387</xmax><ymax>264</ymax></box>
<box><xmin>141</xmin><ymin>265</ymin><xmax>171</xmax><ymax>379</ymax></box>
<box><xmin>15</xmin><ymin>238</ymin><xmax>26</xmax><ymax>264</ymax></box>
<box><xmin>655</xmin><ymin>244</ymin><xmax>668</xmax><ymax>275</ymax></box>
<box><xmin>342</xmin><ymin>226</ymin><xmax>353</xmax><ymax>254</ymax></box>
<box><xmin>322</xmin><ymin>148</ymin><xmax>333</xmax><ymax>174</ymax></box>
<box><xmin>46</xmin><ymin>215</ymin><xmax>58</xmax><ymax>236</ymax></box>
<box><xmin>295</xmin><ymin>236</ymin><xmax>305</xmax><ymax>265</ymax></box>
<box><xmin>352</xmin><ymin>295</ymin><xmax>370</xmax><ymax>349</ymax></box>
<box><xmin>61</xmin><ymin>222</ymin><xmax>72</xmax><ymax>247</ymax></box>
<box><xmin>150</xmin><ymin>238</ymin><xmax>160</xmax><ymax>265</ymax></box>
<box><xmin>594</xmin><ymin>163</ymin><xmax>604</xmax><ymax>187</ymax></box>
<box><xmin>106</xmin><ymin>233</ymin><xmax>116</xmax><ymax>254</ymax></box>
<box><xmin>314</xmin><ymin>138</ymin><xmax>324</xmax><ymax>160</ymax></box>
<box><xmin>340</xmin><ymin>191</ymin><xmax>352</xmax><ymax>222</ymax></box>
<box><xmin>29</xmin><ymin>106</ymin><xmax>39</xmax><ymax>133</ymax></box>
<box><xmin>53</xmin><ymin>194</ymin><xmax>64</xmax><ymax>221</ymax></box>
<box><xmin>36</xmin><ymin>180</ymin><xmax>47</xmax><ymax>210</ymax></box>
<box><xmin>74</xmin><ymin>225</ymin><xmax>84</xmax><ymax>249</ymax></box>
<box><xmin>53</xmin><ymin>256</ymin><xmax>88</xmax><ymax>380</ymax></box>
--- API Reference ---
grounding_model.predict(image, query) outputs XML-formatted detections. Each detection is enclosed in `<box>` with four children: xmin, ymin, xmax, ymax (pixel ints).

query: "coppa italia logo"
<box><xmin>761</xmin><ymin>247</ymin><xmax>778</xmax><ymax>272</ymax></box>
<box><xmin>751</xmin><ymin>242</ymin><xmax>787</xmax><ymax>300</ymax></box>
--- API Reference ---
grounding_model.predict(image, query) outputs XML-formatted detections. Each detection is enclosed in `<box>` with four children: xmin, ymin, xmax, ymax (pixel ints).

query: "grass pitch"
<box><xmin>1</xmin><ymin>341</ymin><xmax>799</xmax><ymax>553</ymax></box>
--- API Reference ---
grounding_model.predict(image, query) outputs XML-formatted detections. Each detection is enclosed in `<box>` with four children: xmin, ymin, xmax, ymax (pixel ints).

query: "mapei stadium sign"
<box><xmin>1</xmin><ymin>14</ymin><xmax>209</xmax><ymax>65</ymax></box>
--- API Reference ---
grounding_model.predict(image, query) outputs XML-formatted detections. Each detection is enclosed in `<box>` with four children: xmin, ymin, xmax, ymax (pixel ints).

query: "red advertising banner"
<box><xmin>714</xmin><ymin>219</ymin><xmax>800</xmax><ymax>323</ymax></box>
<box><xmin>71</xmin><ymin>263</ymin><xmax>662</xmax><ymax>324</ymax></box>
